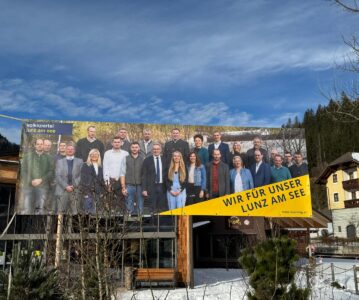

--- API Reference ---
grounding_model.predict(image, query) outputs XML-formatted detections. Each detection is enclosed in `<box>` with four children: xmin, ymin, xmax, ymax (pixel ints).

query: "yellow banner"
<box><xmin>160</xmin><ymin>175</ymin><xmax>312</xmax><ymax>217</ymax></box>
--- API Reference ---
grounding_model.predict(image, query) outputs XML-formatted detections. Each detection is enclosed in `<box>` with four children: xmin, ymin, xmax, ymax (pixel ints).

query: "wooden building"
<box><xmin>0</xmin><ymin>152</ymin><xmax>330</xmax><ymax>288</ymax></box>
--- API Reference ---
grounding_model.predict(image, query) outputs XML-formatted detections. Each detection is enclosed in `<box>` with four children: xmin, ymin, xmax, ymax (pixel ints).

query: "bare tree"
<box><xmin>321</xmin><ymin>0</ymin><xmax>359</xmax><ymax>121</ymax></box>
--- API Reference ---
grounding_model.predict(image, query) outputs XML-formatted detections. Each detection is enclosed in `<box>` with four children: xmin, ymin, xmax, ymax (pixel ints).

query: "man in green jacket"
<box><xmin>20</xmin><ymin>138</ymin><xmax>53</xmax><ymax>214</ymax></box>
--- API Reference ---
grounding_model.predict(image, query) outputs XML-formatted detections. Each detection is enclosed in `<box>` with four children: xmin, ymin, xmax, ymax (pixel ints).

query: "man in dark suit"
<box><xmin>249</xmin><ymin>150</ymin><xmax>271</xmax><ymax>188</ymax></box>
<box><xmin>248</xmin><ymin>149</ymin><xmax>270</xmax><ymax>241</ymax></box>
<box><xmin>141</xmin><ymin>142</ymin><xmax>167</xmax><ymax>213</ymax></box>
<box><xmin>208</xmin><ymin>131</ymin><xmax>230</xmax><ymax>165</ymax></box>
<box><xmin>55</xmin><ymin>143</ymin><xmax>83</xmax><ymax>215</ymax></box>
<box><xmin>246</xmin><ymin>136</ymin><xmax>269</xmax><ymax>168</ymax></box>
<box><xmin>206</xmin><ymin>149</ymin><xmax>230</xmax><ymax>199</ymax></box>
<box><xmin>163</xmin><ymin>128</ymin><xmax>190</xmax><ymax>165</ymax></box>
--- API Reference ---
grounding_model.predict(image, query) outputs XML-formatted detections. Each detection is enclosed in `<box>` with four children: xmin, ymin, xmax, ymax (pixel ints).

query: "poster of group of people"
<box><xmin>16</xmin><ymin>120</ymin><xmax>310</xmax><ymax>216</ymax></box>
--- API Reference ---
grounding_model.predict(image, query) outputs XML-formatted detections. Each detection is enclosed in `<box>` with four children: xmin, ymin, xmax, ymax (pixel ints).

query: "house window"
<box><xmin>333</xmin><ymin>174</ymin><xmax>338</xmax><ymax>183</ymax></box>
<box><xmin>352</xmin><ymin>191</ymin><xmax>357</xmax><ymax>200</ymax></box>
<box><xmin>333</xmin><ymin>193</ymin><xmax>339</xmax><ymax>202</ymax></box>
<box><xmin>347</xmin><ymin>225</ymin><xmax>356</xmax><ymax>239</ymax></box>
<box><xmin>338</xmin><ymin>226</ymin><xmax>342</xmax><ymax>233</ymax></box>
<box><xmin>349</xmin><ymin>172</ymin><xmax>354</xmax><ymax>180</ymax></box>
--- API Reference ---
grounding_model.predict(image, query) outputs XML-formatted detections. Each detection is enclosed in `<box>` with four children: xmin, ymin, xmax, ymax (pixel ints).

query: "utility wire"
<box><xmin>0</xmin><ymin>113</ymin><xmax>24</xmax><ymax>122</ymax></box>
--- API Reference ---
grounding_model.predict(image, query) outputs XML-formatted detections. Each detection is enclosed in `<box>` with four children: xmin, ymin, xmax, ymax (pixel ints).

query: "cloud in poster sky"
<box><xmin>0</xmin><ymin>0</ymin><xmax>357</xmax><ymax>143</ymax></box>
<box><xmin>0</xmin><ymin>78</ymin><xmax>283</xmax><ymax>128</ymax></box>
<box><xmin>0</xmin><ymin>78</ymin><xmax>304</xmax><ymax>143</ymax></box>
<box><xmin>0</xmin><ymin>1</ymin><xmax>352</xmax><ymax>87</ymax></box>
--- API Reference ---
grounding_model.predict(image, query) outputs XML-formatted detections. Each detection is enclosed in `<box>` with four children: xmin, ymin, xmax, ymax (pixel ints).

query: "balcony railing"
<box><xmin>342</xmin><ymin>178</ymin><xmax>359</xmax><ymax>191</ymax></box>
<box><xmin>344</xmin><ymin>199</ymin><xmax>359</xmax><ymax>208</ymax></box>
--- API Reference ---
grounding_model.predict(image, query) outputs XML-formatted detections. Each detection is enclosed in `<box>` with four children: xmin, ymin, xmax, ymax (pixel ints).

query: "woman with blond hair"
<box><xmin>80</xmin><ymin>148</ymin><xmax>104</xmax><ymax>214</ymax></box>
<box><xmin>166</xmin><ymin>151</ymin><xmax>187</xmax><ymax>209</ymax></box>
<box><xmin>230</xmin><ymin>155</ymin><xmax>253</xmax><ymax>193</ymax></box>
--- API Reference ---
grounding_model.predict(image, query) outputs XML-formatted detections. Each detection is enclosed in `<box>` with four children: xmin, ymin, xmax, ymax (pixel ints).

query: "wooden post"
<box><xmin>306</xmin><ymin>265</ymin><xmax>310</xmax><ymax>289</ymax></box>
<box><xmin>124</xmin><ymin>266</ymin><xmax>133</xmax><ymax>290</ymax></box>
<box><xmin>354</xmin><ymin>265</ymin><xmax>359</xmax><ymax>295</ymax></box>
<box><xmin>43</xmin><ymin>215</ymin><xmax>53</xmax><ymax>263</ymax></box>
<box><xmin>331</xmin><ymin>263</ymin><xmax>335</xmax><ymax>283</ymax></box>
<box><xmin>188</xmin><ymin>216</ymin><xmax>194</xmax><ymax>288</ymax></box>
<box><xmin>177</xmin><ymin>215</ymin><xmax>193</xmax><ymax>287</ymax></box>
<box><xmin>55</xmin><ymin>214</ymin><xmax>64</xmax><ymax>268</ymax></box>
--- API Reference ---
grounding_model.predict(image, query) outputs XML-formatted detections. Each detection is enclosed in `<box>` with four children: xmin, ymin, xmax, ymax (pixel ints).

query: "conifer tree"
<box><xmin>0</xmin><ymin>246</ymin><xmax>66</xmax><ymax>300</ymax></box>
<box><xmin>239</xmin><ymin>236</ymin><xmax>309</xmax><ymax>300</ymax></box>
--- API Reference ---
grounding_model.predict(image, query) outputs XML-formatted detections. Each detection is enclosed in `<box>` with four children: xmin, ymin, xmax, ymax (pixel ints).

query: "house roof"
<box><xmin>272</xmin><ymin>208</ymin><xmax>331</xmax><ymax>229</ymax></box>
<box><xmin>316</xmin><ymin>152</ymin><xmax>359</xmax><ymax>184</ymax></box>
<box><xmin>0</xmin><ymin>153</ymin><xmax>19</xmax><ymax>184</ymax></box>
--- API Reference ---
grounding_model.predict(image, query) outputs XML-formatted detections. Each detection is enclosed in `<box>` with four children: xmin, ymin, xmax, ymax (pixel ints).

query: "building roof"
<box><xmin>272</xmin><ymin>208</ymin><xmax>331</xmax><ymax>229</ymax></box>
<box><xmin>316</xmin><ymin>152</ymin><xmax>359</xmax><ymax>184</ymax></box>
<box><xmin>0</xmin><ymin>153</ymin><xmax>19</xmax><ymax>184</ymax></box>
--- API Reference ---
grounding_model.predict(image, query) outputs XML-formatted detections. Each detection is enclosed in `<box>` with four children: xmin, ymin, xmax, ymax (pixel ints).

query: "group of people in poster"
<box><xmin>19</xmin><ymin>125</ymin><xmax>308</xmax><ymax>215</ymax></box>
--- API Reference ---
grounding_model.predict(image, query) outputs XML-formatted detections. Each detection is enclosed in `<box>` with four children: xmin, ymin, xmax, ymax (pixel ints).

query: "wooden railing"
<box><xmin>344</xmin><ymin>199</ymin><xmax>359</xmax><ymax>208</ymax></box>
<box><xmin>342</xmin><ymin>178</ymin><xmax>359</xmax><ymax>191</ymax></box>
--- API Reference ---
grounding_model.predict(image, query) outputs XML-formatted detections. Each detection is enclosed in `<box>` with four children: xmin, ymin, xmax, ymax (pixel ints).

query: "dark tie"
<box><xmin>156</xmin><ymin>157</ymin><xmax>160</xmax><ymax>183</ymax></box>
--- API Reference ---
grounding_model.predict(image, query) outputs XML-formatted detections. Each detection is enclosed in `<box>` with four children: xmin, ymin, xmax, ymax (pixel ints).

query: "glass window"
<box><xmin>159</xmin><ymin>239</ymin><xmax>174</xmax><ymax>268</ymax></box>
<box><xmin>142</xmin><ymin>238</ymin><xmax>175</xmax><ymax>268</ymax></box>
<box><xmin>352</xmin><ymin>192</ymin><xmax>357</xmax><ymax>200</ymax></box>
<box><xmin>346</xmin><ymin>225</ymin><xmax>356</xmax><ymax>239</ymax></box>
<box><xmin>338</xmin><ymin>226</ymin><xmax>341</xmax><ymax>233</ymax></box>
<box><xmin>143</xmin><ymin>239</ymin><xmax>157</xmax><ymax>268</ymax></box>
<box><xmin>124</xmin><ymin>240</ymin><xmax>140</xmax><ymax>267</ymax></box>
<box><xmin>332</xmin><ymin>174</ymin><xmax>337</xmax><ymax>183</ymax></box>
<box><xmin>333</xmin><ymin>193</ymin><xmax>339</xmax><ymax>202</ymax></box>
<box><xmin>349</xmin><ymin>172</ymin><xmax>354</xmax><ymax>180</ymax></box>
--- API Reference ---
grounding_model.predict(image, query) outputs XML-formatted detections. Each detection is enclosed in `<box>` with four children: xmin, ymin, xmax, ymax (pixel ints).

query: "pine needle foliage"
<box><xmin>239</xmin><ymin>236</ymin><xmax>310</xmax><ymax>300</ymax></box>
<box><xmin>0</xmin><ymin>246</ymin><xmax>66</xmax><ymax>300</ymax></box>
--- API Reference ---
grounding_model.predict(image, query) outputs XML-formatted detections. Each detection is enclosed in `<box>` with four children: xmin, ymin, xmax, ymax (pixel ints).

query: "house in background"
<box><xmin>316</xmin><ymin>152</ymin><xmax>359</xmax><ymax>239</ymax></box>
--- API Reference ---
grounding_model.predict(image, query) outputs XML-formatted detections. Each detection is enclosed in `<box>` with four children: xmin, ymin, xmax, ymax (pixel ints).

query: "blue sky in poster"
<box><xmin>0</xmin><ymin>0</ymin><xmax>357</xmax><ymax>143</ymax></box>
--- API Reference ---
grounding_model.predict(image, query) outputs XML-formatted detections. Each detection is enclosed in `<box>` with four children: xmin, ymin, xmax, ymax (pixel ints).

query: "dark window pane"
<box><xmin>198</xmin><ymin>234</ymin><xmax>211</xmax><ymax>258</ymax></box>
<box><xmin>143</xmin><ymin>239</ymin><xmax>157</xmax><ymax>268</ymax></box>
<box><xmin>159</xmin><ymin>239</ymin><xmax>174</xmax><ymax>268</ymax></box>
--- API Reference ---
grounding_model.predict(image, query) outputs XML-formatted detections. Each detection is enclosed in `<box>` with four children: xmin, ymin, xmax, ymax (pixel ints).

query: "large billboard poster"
<box><xmin>16</xmin><ymin>120</ymin><xmax>311</xmax><ymax>217</ymax></box>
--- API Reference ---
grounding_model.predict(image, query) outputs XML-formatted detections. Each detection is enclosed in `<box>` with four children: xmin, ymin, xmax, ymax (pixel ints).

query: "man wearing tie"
<box><xmin>141</xmin><ymin>142</ymin><xmax>167</xmax><ymax>213</ymax></box>
<box><xmin>249</xmin><ymin>150</ymin><xmax>272</xmax><ymax>188</ymax></box>
<box><xmin>248</xmin><ymin>149</ymin><xmax>271</xmax><ymax>240</ymax></box>
<box><xmin>55</xmin><ymin>143</ymin><xmax>83</xmax><ymax>215</ymax></box>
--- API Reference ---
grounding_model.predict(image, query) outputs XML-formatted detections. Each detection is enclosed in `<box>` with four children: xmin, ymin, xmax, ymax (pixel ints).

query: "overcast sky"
<box><xmin>0</xmin><ymin>0</ymin><xmax>357</xmax><ymax>143</ymax></box>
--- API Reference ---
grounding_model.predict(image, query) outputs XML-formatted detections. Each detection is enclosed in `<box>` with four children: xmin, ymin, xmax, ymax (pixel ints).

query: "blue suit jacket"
<box><xmin>249</xmin><ymin>162</ymin><xmax>272</xmax><ymax>188</ymax></box>
<box><xmin>208</xmin><ymin>142</ymin><xmax>230</xmax><ymax>165</ymax></box>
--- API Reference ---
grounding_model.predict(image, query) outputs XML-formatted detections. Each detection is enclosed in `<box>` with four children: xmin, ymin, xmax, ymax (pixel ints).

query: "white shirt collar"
<box><xmin>87</xmin><ymin>137</ymin><xmax>96</xmax><ymax>142</ymax></box>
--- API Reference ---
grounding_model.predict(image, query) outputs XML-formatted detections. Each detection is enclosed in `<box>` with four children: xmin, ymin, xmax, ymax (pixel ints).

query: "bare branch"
<box><xmin>334</xmin><ymin>0</ymin><xmax>359</xmax><ymax>12</ymax></box>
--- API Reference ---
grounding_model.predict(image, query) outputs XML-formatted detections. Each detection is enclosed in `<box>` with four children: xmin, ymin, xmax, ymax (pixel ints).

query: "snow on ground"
<box><xmin>119</xmin><ymin>269</ymin><xmax>248</xmax><ymax>300</ymax></box>
<box><xmin>118</xmin><ymin>258</ymin><xmax>359</xmax><ymax>300</ymax></box>
<box><xmin>296</xmin><ymin>257</ymin><xmax>359</xmax><ymax>300</ymax></box>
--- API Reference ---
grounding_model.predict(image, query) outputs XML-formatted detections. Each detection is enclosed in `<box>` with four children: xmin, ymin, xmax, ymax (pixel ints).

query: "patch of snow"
<box><xmin>117</xmin><ymin>259</ymin><xmax>359</xmax><ymax>299</ymax></box>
